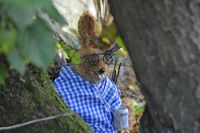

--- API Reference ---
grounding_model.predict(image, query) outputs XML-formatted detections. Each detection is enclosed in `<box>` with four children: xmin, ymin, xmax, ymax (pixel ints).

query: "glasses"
<box><xmin>81</xmin><ymin>50</ymin><xmax>114</xmax><ymax>66</ymax></box>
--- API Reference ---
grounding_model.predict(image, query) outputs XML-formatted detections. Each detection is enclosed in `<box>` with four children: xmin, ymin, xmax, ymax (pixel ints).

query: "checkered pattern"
<box><xmin>53</xmin><ymin>63</ymin><xmax>121</xmax><ymax>133</ymax></box>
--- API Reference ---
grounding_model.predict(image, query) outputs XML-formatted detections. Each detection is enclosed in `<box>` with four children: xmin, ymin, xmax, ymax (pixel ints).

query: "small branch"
<box><xmin>0</xmin><ymin>113</ymin><xmax>72</xmax><ymax>131</ymax></box>
<box><xmin>37</xmin><ymin>9</ymin><xmax>79</xmax><ymax>50</ymax></box>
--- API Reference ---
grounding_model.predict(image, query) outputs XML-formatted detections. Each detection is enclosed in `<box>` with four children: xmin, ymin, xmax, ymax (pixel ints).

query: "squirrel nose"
<box><xmin>99</xmin><ymin>68</ymin><xmax>105</xmax><ymax>74</ymax></box>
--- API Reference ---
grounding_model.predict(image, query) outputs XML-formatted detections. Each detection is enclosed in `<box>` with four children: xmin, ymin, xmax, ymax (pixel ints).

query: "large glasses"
<box><xmin>81</xmin><ymin>50</ymin><xmax>114</xmax><ymax>66</ymax></box>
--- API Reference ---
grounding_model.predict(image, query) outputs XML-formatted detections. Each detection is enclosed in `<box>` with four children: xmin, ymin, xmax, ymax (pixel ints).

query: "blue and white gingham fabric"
<box><xmin>53</xmin><ymin>63</ymin><xmax>121</xmax><ymax>133</ymax></box>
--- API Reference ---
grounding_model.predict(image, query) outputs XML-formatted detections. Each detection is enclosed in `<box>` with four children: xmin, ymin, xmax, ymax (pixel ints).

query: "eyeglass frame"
<box><xmin>80</xmin><ymin>43</ymin><xmax>120</xmax><ymax>66</ymax></box>
<box><xmin>81</xmin><ymin>51</ymin><xmax>115</xmax><ymax>66</ymax></box>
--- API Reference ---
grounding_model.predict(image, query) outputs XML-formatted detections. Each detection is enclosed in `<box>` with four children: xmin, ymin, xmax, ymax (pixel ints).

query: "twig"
<box><xmin>115</xmin><ymin>63</ymin><xmax>121</xmax><ymax>83</ymax></box>
<box><xmin>111</xmin><ymin>61</ymin><xmax>117</xmax><ymax>81</ymax></box>
<box><xmin>0</xmin><ymin>113</ymin><xmax>72</xmax><ymax>131</ymax></box>
<box><xmin>37</xmin><ymin>9</ymin><xmax>78</xmax><ymax>50</ymax></box>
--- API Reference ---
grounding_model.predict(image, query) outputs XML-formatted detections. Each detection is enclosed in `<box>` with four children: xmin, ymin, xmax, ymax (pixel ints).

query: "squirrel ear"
<box><xmin>78</xmin><ymin>11</ymin><xmax>115</xmax><ymax>51</ymax></box>
<box><xmin>78</xmin><ymin>11</ymin><xmax>102</xmax><ymax>39</ymax></box>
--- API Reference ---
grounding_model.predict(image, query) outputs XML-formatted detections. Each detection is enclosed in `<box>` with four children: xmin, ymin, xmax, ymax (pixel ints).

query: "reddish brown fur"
<box><xmin>78</xmin><ymin>12</ymin><xmax>96</xmax><ymax>38</ymax></box>
<box><xmin>72</xmin><ymin>11</ymin><xmax>113</xmax><ymax>83</ymax></box>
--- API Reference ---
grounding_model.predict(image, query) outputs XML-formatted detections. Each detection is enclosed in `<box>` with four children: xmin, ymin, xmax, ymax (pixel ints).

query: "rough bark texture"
<box><xmin>109</xmin><ymin>0</ymin><xmax>200</xmax><ymax>133</ymax></box>
<box><xmin>0</xmin><ymin>57</ymin><xmax>92</xmax><ymax>133</ymax></box>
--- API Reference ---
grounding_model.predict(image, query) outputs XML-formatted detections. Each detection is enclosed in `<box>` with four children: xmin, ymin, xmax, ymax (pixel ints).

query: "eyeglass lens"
<box><xmin>87</xmin><ymin>53</ymin><xmax>114</xmax><ymax>65</ymax></box>
<box><xmin>88</xmin><ymin>54</ymin><xmax>99</xmax><ymax>65</ymax></box>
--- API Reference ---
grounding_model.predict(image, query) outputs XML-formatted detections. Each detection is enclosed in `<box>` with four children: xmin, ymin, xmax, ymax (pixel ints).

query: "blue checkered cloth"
<box><xmin>53</xmin><ymin>63</ymin><xmax>121</xmax><ymax>133</ymax></box>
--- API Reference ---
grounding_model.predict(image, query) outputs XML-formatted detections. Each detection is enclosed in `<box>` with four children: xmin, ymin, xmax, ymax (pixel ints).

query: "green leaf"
<box><xmin>102</xmin><ymin>37</ymin><xmax>110</xmax><ymax>44</ymax></box>
<box><xmin>6</xmin><ymin>3</ymin><xmax>35</xmax><ymax>29</ymax></box>
<box><xmin>59</xmin><ymin>43</ymin><xmax>69</xmax><ymax>51</ymax></box>
<box><xmin>116</xmin><ymin>36</ymin><xmax>127</xmax><ymax>50</ymax></box>
<box><xmin>56</xmin><ymin>43</ymin><xmax>62</xmax><ymax>49</ymax></box>
<box><xmin>69</xmin><ymin>50</ymin><xmax>80</xmax><ymax>65</ymax></box>
<box><xmin>0</xmin><ymin>25</ymin><xmax>17</xmax><ymax>54</ymax></box>
<box><xmin>0</xmin><ymin>0</ymin><xmax>34</xmax><ymax>6</ymax></box>
<box><xmin>7</xmin><ymin>48</ymin><xmax>26</xmax><ymax>74</ymax></box>
<box><xmin>0</xmin><ymin>64</ymin><xmax>7</xmax><ymax>85</ymax></box>
<box><xmin>133</xmin><ymin>102</ymin><xmax>145</xmax><ymax>117</ymax></box>
<box><xmin>1</xmin><ymin>0</ymin><xmax>66</xmax><ymax>26</ymax></box>
<box><xmin>101</xmin><ymin>23</ymin><xmax>117</xmax><ymax>40</ymax></box>
<box><xmin>40</xmin><ymin>0</ymin><xmax>66</xmax><ymax>25</ymax></box>
<box><xmin>19</xmin><ymin>18</ymin><xmax>56</xmax><ymax>69</ymax></box>
<box><xmin>23</xmin><ymin>58</ymin><xmax>30</xmax><ymax>65</ymax></box>
<box><xmin>59</xmin><ymin>43</ymin><xmax>80</xmax><ymax>65</ymax></box>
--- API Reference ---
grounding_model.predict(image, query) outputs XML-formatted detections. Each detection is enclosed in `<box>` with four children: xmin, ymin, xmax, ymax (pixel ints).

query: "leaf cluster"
<box><xmin>0</xmin><ymin>0</ymin><xmax>65</xmax><ymax>84</ymax></box>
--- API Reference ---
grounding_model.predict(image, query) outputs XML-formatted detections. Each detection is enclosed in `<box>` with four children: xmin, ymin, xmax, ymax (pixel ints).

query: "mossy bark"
<box><xmin>0</xmin><ymin>59</ymin><xmax>92</xmax><ymax>133</ymax></box>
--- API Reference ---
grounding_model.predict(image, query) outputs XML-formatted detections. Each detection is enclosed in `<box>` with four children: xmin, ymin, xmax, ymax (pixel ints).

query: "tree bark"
<box><xmin>109</xmin><ymin>0</ymin><xmax>200</xmax><ymax>133</ymax></box>
<box><xmin>0</xmin><ymin>57</ymin><xmax>91</xmax><ymax>133</ymax></box>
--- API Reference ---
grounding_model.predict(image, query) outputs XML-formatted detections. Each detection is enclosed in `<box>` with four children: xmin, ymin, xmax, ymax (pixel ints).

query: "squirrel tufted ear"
<box><xmin>78</xmin><ymin>11</ymin><xmax>102</xmax><ymax>39</ymax></box>
<box><xmin>78</xmin><ymin>11</ymin><xmax>114</xmax><ymax>51</ymax></box>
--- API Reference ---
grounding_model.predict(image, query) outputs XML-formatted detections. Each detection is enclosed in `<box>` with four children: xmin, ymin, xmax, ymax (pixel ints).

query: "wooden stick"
<box><xmin>115</xmin><ymin>63</ymin><xmax>121</xmax><ymax>83</ymax></box>
<box><xmin>0</xmin><ymin>113</ymin><xmax>72</xmax><ymax>131</ymax></box>
<box><xmin>111</xmin><ymin>61</ymin><xmax>117</xmax><ymax>81</ymax></box>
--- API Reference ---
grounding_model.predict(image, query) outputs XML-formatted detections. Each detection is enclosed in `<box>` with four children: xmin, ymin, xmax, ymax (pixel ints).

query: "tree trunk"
<box><xmin>109</xmin><ymin>0</ymin><xmax>200</xmax><ymax>133</ymax></box>
<box><xmin>0</xmin><ymin>57</ymin><xmax>91</xmax><ymax>133</ymax></box>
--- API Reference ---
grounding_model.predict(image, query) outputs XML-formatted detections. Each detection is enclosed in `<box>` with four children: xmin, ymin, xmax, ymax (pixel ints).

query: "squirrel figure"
<box><xmin>72</xmin><ymin>11</ymin><xmax>114</xmax><ymax>83</ymax></box>
<box><xmin>54</xmin><ymin>11</ymin><xmax>128</xmax><ymax>132</ymax></box>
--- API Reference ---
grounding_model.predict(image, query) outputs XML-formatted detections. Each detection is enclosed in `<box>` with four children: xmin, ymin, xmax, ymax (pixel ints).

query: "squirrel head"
<box><xmin>73</xmin><ymin>11</ymin><xmax>114</xmax><ymax>83</ymax></box>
